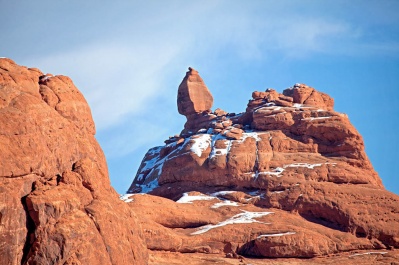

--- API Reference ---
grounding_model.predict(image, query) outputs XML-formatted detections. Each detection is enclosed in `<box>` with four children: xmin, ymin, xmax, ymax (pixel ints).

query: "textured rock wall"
<box><xmin>0</xmin><ymin>58</ymin><xmax>148</xmax><ymax>265</ymax></box>
<box><xmin>127</xmin><ymin>68</ymin><xmax>399</xmax><ymax>260</ymax></box>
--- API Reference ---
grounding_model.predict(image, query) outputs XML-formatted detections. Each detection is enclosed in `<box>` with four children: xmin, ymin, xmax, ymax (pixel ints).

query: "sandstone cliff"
<box><xmin>127</xmin><ymin>67</ymin><xmax>399</xmax><ymax>263</ymax></box>
<box><xmin>0</xmin><ymin>58</ymin><xmax>148</xmax><ymax>264</ymax></box>
<box><xmin>1</xmin><ymin>59</ymin><xmax>397</xmax><ymax>264</ymax></box>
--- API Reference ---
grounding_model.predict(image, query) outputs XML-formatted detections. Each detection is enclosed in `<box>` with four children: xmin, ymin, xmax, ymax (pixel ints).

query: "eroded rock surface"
<box><xmin>127</xmin><ymin>68</ymin><xmax>399</xmax><ymax>262</ymax></box>
<box><xmin>126</xmin><ymin>192</ymin><xmax>399</xmax><ymax>264</ymax></box>
<box><xmin>0</xmin><ymin>58</ymin><xmax>148</xmax><ymax>265</ymax></box>
<box><xmin>177</xmin><ymin>67</ymin><xmax>213</xmax><ymax>116</ymax></box>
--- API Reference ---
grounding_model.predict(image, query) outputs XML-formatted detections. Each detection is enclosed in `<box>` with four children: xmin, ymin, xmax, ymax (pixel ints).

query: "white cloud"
<box><xmin>20</xmin><ymin>1</ymin><xmax>394</xmax><ymax>136</ymax></box>
<box><xmin>99</xmin><ymin>119</ymin><xmax>170</xmax><ymax>158</ymax></box>
<box><xmin>8</xmin><ymin>1</ymin><xmax>398</xmax><ymax>195</ymax></box>
<box><xmin>24</xmin><ymin>41</ymin><xmax>182</xmax><ymax>129</ymax></box>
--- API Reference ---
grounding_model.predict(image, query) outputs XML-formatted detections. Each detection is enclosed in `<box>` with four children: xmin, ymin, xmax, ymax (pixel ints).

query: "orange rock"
<box><xmin>0</xmin><ymin>59</ymin><xmax>148</xmax><ymax>264</ymax></box>
<box><xmin>214</xmin><ymin>108</ymin><xmax>227</xmax><ymax>116</ymax></box>
<box><xmin>127</xmin><ymin>191</ymin><xmax>398</xmax><ymax>259</ymax></box>
<box><xmin>283</xmin><ymin>83</ymin><xmax>334</xmax><ymax>111</ymax></box>
<box><xmin>177</xmin><ymin>67</ymin><xmax>213</xmax><ymax>116</ymax></box>
<box><xmin>129</xmin><ymin>68</ymin><xmax>399</xmax><ymax>261</ymax></box>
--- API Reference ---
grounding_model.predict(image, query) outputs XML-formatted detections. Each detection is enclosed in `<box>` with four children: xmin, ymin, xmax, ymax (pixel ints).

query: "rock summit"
<box><xmin>127</xmin><ymin>67</ymin><xmax>399</xmax><ymax>263</ymax></box>
<box><xmin>177</xmin><ymin>67</ymin><xmax>213</xmax><ymax>116</ymax></box>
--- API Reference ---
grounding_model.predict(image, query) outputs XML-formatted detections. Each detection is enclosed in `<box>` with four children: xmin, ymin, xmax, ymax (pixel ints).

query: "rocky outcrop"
<box><xmin>177</xmin><ymin>67</ymin><xmax>214</xmax><ymax>135</ymax></box>
<box><xmin>127</xmin><ymin>67</ymin><xmax>399</xmax><ymax>261</ymax></box>
<box><xmin>177</xmin><ymin>67</ymin><xmax>213</xmax><ymax>116</ymax></box>
<box><xmin>130</xmin><ymin>82</ymin><xmax>381</xmax><ymax>195</ymax></box>
<box><xmin>127</xmin><ymin>191</ymin><xmax>398</xmax><ymax>260</ymax></box>
<box><xmin>4</xmin><ymin>58</ymin><xmax>397</xmax><ymax>264</ymax></box>
<box><xmin>0</xmin><ymin>58</ymin><xmax>148</xmax><ymax>264</ymax></box>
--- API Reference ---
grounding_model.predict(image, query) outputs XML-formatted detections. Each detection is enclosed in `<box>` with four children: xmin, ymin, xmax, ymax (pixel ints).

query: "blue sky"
<box><xmin>1</xmin><ymin>1</ymin><xmax>398</xmax><ymax>195</ymax></box>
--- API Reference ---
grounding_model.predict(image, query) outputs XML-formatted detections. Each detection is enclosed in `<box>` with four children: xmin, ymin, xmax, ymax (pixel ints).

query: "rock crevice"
<box><xmin>0</xmin><ymin>58</ymin><xmax>148</xmax><ymax>265</ymax></box>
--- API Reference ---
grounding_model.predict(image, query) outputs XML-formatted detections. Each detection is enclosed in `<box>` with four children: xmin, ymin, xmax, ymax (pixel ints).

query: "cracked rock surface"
<box><xmin>0</xmin><ymin>58</ymin><xmax>148</xmax><ymax>265</ymax></box>
<box><xmin>127</xmin><ymin>68</ymin><xmax>399</xmax><ymax>262</ymax></box>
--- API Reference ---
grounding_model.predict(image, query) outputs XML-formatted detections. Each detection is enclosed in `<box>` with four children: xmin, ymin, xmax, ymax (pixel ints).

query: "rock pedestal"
<box><xmin>177</xmin><ymin>67</ymin><xmax>215</xmax><ymax>135</ymax></box>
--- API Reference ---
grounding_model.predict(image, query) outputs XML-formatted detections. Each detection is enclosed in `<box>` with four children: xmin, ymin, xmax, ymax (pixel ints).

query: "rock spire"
<box><xmin>177</xmin><ymin>67</ymin><xmax>213</xmax><ymax>116</ymax></box>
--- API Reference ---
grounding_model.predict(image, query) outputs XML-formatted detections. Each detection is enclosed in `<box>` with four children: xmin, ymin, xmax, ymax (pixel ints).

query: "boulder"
<box><xmin>177</xmin><ymin>67</ymin><xmax>213</xmax><ymax>116</ymax></box>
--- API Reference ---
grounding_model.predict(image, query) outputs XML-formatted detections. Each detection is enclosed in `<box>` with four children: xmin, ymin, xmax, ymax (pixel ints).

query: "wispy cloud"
<box><xmin>24</xmin><ymin>41</ymin><xmax>182</xmax><ymax>129</ymax></box>
<box><xmin>19</xmin><ymin>1</ymin><xmax>399</xmax><ymax>157</ymax></box>
<box><xmin>6</xmin><ymin>1</ymin><xmax>398</xmax><ymax>194</ymax></box>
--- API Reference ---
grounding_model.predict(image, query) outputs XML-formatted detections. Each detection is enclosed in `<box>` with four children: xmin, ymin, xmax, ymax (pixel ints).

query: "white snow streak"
<box><xmin>284</xmin><ymin>163</ymin><xmax>323</xmax><ymax>169</ymax></box>
<box><xmin>40</xmin><ymin>76</ymin><xmax>53</xmax><ymax>81</ymax></box>
<box><xmin>177</xmin><ymin>192</ymin><xmax>216</xmax><ymax>203</ymax></box>
<box><xmin>136</xmin><ymin>147</ymin><xmax>163</xmax><ymax>181</ymax></box>
<box><xmin>271</xmin><ymin>190</ymin><xmax>285</xmax><ymax>194</ymax></box>
<box><xmin>140</xmin><ymin>179</ymin><xmax>159</xmax><ymax>193</ymax></box>
<box><xmin>211</xmin><ymin>200</ymin><xmax>240</xmax><ymax>208</ymax></box>
<box><xmin>349</xmin><ymin>252</ymin><xmax>387</xmax><ymax>257</ymax></box>
<box><xmin>254</xmin><ymin>162</ymin><xmax>335</xmax><ymax>178</ymax></box>
<box><xmin>210</xmin><ymin>191</ymin><xmax>236</xmax><ymax>196</ymax></box>
<box><xmin>119</xmin><ymin>194</ymin><xmax>134</xmax><ymax>203</ymax></box>
<box><xmin>301</xmin><ymin>116</ymin><xmax>332</xmax><ymax>121</ymax></box>
<box><xmin>191</xmin><ymin>134</ymin><xmax>212</xmax><ymax>157</ymax></box>
<box><xmin>209</xmin><ymin>135</ymin><xmax>230</xmax><ymax>159</ymax></box>
<box><xmin>191</xmin><ymin>210</ymin><xmax>273</xmax><ymax>235</ymax></box>
<box><xmin>134</xmin><ymin>139</ymin><xmax>190</xmax><ymax>193</ymax></box>
<box><xmin>257</xmin><ymin>167</ymin><xmax>285</xmax><ymax>177</ymax></box>
<box><xmin>240</xmin><ymin>132</ymin><xmax>263</xmax><ymax>142</ymax></box>
<box><xmin>257</xmin><ymin>232</ymin><xmax>296</xmax><ymax>238</ymax></box>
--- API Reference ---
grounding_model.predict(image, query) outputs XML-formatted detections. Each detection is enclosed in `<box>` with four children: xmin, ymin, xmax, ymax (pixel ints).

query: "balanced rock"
<box><xmin>177</xmin><ymin>67</ymin><xmax>213</xmax><ymax>116</ymax></box>
<box><xmin>128</xmin><ymin>68</ymin><xmax>399</xmax><ymax>262</ymax></box>
<box><xmin>0</xmin><ymin>58</ymin><xmax>148</xmax><ymax>265</ymax></box>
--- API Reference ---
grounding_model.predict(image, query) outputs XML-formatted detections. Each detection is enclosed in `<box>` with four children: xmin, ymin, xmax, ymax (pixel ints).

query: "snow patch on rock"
<box><xmin>240</xmin><ymin>132</ymin><xmax>263</xmax><ymax>142</ymax></box>
<box><xmin>177</xmin><ymin>193</ymin><xmax>217</xmax><ymax>203</ymax></box>
<box><xmin>191</xmin><ymin>210</ymin><xmax>273</xmax><ymax>235</ymax></box>
<box><xmin>349</xmin><ymin>251</ymin><xmax>387</xmax><ymax>257</ymax></box>
<box><xmin>120</xmin><ymin>194</ymin><xmax>134</xmax><ymax>203</ymax></box>
<box><xmin>257</xmin><ymin>232</ymin><xmax>296</xmax><ymax>238</ymax></box>
<box><xmin>284</xmin><ymin>163</ymin><xmax>323</xmax><ymax>169</ymax></box>
<box><xmin>211</xmin><ymin>200</ymin><xmax>240</xmax><ymax>208</ymax></box>
<box><xmin>140</xmin><ymin>179</ymin><xmax>159</xmax><ymax>193</ymax></box>
<box><xmin>191</xmin><ymin>134</ymin><xmax>212</xmax><ymax>157</ymax></box>
<box><xmin>210</xmin><ymin>191</ymin><xmax>236</xmax><ymax>196</ymax></box>
<box><xmin>301</xmin><ymin>116</ymin><xmax>332</xmax><ymax>121</ymax></box>
<box><xmin>209</xmin><ymin>134</ymin><xmax>230</xmax><ymax>159</ymax></box>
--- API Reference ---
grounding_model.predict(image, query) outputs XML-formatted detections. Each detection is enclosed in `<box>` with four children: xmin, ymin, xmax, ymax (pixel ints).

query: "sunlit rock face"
<box><xmin>0</xmin><ymin>58</ymin><xmax>148</xmax><ymax>265</ymax></box>
<box><xmin>177</xmin><ymin>67</ymin><xmax>213</xmax><ymax>116</ymax></box>
<box><xmin>127</xmin><ymin>67</ymin><xmax>399</xmax><ymax>262</ymax></box>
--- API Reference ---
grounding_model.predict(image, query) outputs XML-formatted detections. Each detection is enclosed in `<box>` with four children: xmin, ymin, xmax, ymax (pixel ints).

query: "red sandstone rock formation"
<box><xmin>0</xmin><ymin>58</ymin><xmax>148</xmax><ymax>265</ymax></box>
<box><xmin>177</xmin><ymin>67</ymin><xmax>213</xmax><ymax>116</ymax></box>
<box><xmin>177</xmin><ymin>67</ymin><xmax>214</xmax><ymax>135</ymax></box>
<box><xmin>128</xmin><ymin>68</ymin><xmax>399</xmax><ymax>262</ymax></box>
<box><xmin>3</xmin><ymin>58</ymin><xmax>397</xmax><ymax>264</ymax></box>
